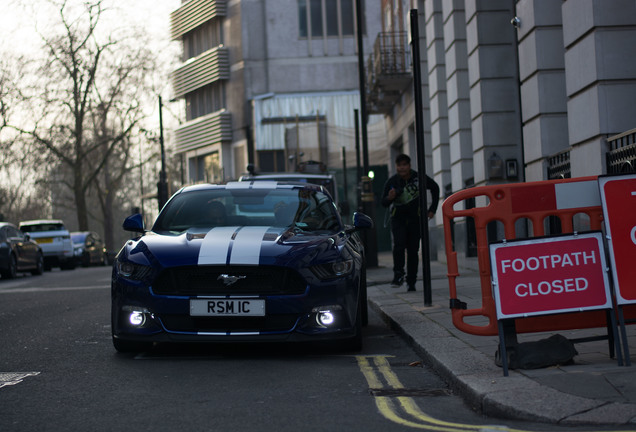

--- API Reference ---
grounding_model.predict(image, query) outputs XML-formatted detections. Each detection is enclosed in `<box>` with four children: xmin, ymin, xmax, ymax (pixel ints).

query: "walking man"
<box><xmin>381</xmin><ymin>154</ymin><xmax>440</xmax><ymax>291</ymax></box>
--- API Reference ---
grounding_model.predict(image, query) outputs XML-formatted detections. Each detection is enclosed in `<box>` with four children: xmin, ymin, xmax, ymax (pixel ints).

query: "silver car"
<box><xmin>18</xmin><ymin>219</ymin><xmax>75</xmax><ymax>271</ymax></box>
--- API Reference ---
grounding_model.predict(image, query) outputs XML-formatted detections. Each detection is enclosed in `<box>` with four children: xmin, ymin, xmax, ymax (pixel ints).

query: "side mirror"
<box><xmin>353</xmin><ymin>212</ymin><xmax>373</xmax><ymax>229</ymax></box>
<box><xmin>344</xmin><ymin>212</ymin><xmax>373</xmax><ymax>234</ymax></box>
<box><xmin>123</xmin><ymin>213</ymin><xmax>145</xmax><ymax>233</ymax></box>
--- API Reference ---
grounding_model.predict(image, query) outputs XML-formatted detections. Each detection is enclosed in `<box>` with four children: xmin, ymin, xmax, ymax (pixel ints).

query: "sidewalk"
<box><xmin>366</xmin><ymin>251</ymin><xmax>636</xmax><ymax>426</ymax></box>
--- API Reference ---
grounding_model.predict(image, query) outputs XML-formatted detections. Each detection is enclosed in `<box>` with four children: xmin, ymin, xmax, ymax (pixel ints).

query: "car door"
<box><xmin>7</xmin><ymin>226</ymin><xmax>33</xmax><ymax>268</ymax></box>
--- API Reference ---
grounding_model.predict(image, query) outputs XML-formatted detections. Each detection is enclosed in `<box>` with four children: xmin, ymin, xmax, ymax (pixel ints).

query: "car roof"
<box><xmin>178</xmin><ymin>181</ymin><xmax>325</xmax><ymax>194</ymax></box>
<box><xmin>19</xmin><ymin>219</ymin><xmax>65</xmax><ymax>226</ymax></box>
<box><xmin>240</xmin><ymin>173</ymin><xmax>335</xmax><ymax>180</ymax></box>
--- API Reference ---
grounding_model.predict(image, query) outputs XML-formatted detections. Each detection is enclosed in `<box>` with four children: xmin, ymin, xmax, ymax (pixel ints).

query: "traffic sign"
<box><xmin>599</xmin><ymin>174</ymin><xmax>636</xmax><ymax>305</ymax></box>
<box><xmin>490</xmin><ymin>232</ymin><xmax>612</xmax><ymax>319</ymax></box>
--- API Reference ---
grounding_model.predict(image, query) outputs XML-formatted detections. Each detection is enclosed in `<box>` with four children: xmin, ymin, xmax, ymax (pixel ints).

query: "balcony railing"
<box><xmin>171</xmin><ymin>47</ymin><xmax>229</xmax><ymax>99</ymax></box>
<box><xmin>366</xmin><ymin>32</ymin><xmax>412</xmax><ymax>114</ymax></box>
<box><xmin>547</xmin><ymin>150</ymin><xmax>571</xmax><ymax>179</ymax></box>
<box><xmin>170</xmin><ymin>0</ymin><xmax>227</xmax><ymax>40</ymax></box>
<box><xmin>606</xmin><ymin>128</ymin><xmax>636</xmax><ymax>174</ymax></box>
<box><xmin>173</xmin><ymin>110</ymin><xmax>232</xmax><ymax>154</ymax></box>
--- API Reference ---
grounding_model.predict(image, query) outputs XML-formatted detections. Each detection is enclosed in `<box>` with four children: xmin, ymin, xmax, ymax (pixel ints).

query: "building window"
<box><xmin>257</xmin><ymin>150</ymin><xmax>286</xmax><ymax>172</ymax></box>
<box><xmin>189</xmin><ymin>152</ymin><xmax>221</xmax><ymax>183</ymax></box>
<box><xmin>183</xmin><ymin>19</ymin><xmax>223</xmax><ymax>61</ymax></box>
<box><xmin>298</xmin><ymin>0</ymin><xmax>361</xmax><ymax>38</ymax></box>
<box><xmin>185</xmin><ymin>83</ymin><xmax>226</xmax><ymax>121</ymax></box>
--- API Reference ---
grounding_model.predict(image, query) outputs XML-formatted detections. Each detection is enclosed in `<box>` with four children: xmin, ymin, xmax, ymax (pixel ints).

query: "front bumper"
<box><xmin>111</xmin><ymin>275</ymin><xmax>359</xmax><ymax>345</ymax></box>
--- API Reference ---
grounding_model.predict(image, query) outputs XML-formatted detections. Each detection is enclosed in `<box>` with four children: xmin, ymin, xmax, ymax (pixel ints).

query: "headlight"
<box><xmin>310</xmin><ymin>259</ymin><xmax>353</xmax><ymax>280</ymax></box>
<box><xmin>117</xmin><ymin>260</ymin><xmax>152</xmax><ymax>280</ymax></box>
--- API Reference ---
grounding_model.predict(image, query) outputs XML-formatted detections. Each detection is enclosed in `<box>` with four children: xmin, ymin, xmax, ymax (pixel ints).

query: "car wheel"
<box><xmin>31</xmin><ymin>253</ymin><xmax>44</xmax><ymax>276</ymax></box>
<box><xmin>335</xmin><ymin>298</ymin><xmax>362</xmax><ymax>352</ymax></box>
<box><xmin>112</xmin><ymin>336</ymin><xmax>153</xmax><ymax>354</ymax></box>
<box><xmin>349</xmin><ymin>299</ymin><xmax>363</xmax><ymax>351</ymax></box>
<box><xmin>1</xmin><ymin>254</ymin><xmax>17</xmax><ymax>279</ymax></box>
<box><xmin>61</xmin><ymin>260</ymin><xmax>76</xmax><ymax>270</ymax></box>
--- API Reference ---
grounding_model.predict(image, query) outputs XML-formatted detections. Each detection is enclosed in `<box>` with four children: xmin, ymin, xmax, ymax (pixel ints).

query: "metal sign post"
<box><xmin>409</xmin><ymin>9</ymin><xmax>432</xmax><ymax>306</ymax></box>
<box><xmin>599</xmin><ymin>173</ymin><xmax>636</xmax><ymax>365</ymax></box>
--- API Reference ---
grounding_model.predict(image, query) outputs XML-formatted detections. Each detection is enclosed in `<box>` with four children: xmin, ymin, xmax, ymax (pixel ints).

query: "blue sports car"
<box><xmin>111</xmin><ymin>181</ymin><xmax>372</xmax><ymax>353</ymax></box>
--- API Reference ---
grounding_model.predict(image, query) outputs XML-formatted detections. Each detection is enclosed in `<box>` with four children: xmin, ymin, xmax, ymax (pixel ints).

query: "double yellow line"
<box><xmin>356</xmin><ymin>355</ymin><xmax>526</xmax><ymax>432</ymax></box>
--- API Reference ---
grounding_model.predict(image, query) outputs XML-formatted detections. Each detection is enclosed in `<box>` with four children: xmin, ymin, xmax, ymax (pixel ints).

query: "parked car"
<box><xmin>71</xmin><ymin>231</ymin><xmax>107</xmax><ymax>267</ymax></box>
<box><xmin>0</xmin><ymin>222</ymin><xmax>44</xmax><ymax>279</ymax></box>
<box><xmin>18</xmin><ymin>219</ymin><xmax>75</xmax><ymax>270</ymax></box>
<box><xmin>111</xmin><ymin>181</ymin><xmax>372</xmax><ymax>353</ymax></box>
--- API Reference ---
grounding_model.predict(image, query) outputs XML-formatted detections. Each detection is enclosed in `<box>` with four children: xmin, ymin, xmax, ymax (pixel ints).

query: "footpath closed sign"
<box><xmin>490</xmin><ymin>232</ymin><xmax>612</xmax><ymax>319</ymax></box>
<box><xmin>599</xmin><ymin>174</ymin><xmax>636</xmax><ymax>305</ymax></box>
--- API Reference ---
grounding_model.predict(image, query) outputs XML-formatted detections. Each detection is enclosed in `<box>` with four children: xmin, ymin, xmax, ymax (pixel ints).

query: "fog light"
<box><xmin>311</xmin><ymin>304</ymin><xmax>342</xmax><ymax>327</ymax></box>
<box><xmin>129</xmin><ymin>311</ymin><xmax>145</xmax><ymax>326</ymax></box>
<box><xmin>123</xmin><ymin>305</ymin><xmax>150</xmax><ymax>327</ymax></box>
<box><xmin>317</xmin><ymin>311</ymin><xmax>335</xmax><ymax>326</ymax></box>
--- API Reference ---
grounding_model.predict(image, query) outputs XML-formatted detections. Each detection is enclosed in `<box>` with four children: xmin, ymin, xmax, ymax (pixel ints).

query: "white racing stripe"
<box><xmin>230</xmin><ymin>226</ymin><xmax>270</xmax><ymax>265</ymax></box>
<box><xmin>197</xmin><ymin>226</ymin><xmax>271</xmax><ymax>265</ymax></box>
<box><xmin>197</xmin><ymin>226</ymin><xmax>237</xmax><ymax>265</ymax></box>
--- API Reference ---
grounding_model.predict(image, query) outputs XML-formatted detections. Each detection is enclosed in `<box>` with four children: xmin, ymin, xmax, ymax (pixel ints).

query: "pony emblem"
<box><xmin>217</xmin><ymin>274</ymin><xmax>247</xmax><ymax>286</ymax></box>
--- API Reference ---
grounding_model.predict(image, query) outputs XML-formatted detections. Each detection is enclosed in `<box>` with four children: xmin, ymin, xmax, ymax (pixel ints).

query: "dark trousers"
<box><xmin>391</xmin><ymin>217</ymin><xmax>421</xmax><ymax>285</ymax></box>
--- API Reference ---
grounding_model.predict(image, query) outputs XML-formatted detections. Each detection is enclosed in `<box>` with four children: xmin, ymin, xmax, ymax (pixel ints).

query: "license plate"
<box><xmin>36</xmin><ymin>238</ymin><xmax>53</xmax><ymax>244</ymax></box>
<box><xmin>190</xmin><ymin>299</ymin><xmax>265</xmax><ymax>316</ymax></box>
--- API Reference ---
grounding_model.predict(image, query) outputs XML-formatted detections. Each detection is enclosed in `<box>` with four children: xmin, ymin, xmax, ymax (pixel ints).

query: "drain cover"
<box><xmin>0</xmin><ymin>372</ymin><xmax>40</xmax><ymax>389</ymax></box>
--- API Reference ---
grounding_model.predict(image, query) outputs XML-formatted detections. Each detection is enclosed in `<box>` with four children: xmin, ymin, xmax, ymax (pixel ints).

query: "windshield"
<box><xmin>20</xmin><ymin>223</ymin><xmax>66</xmax><ymax>232</ymax></box>
<box><xmin>71</xmin><ymin>233</ymin><xmax>87</xmax><ymax>242</ymax></box>
<box><xmin>152</xmin><ymin>187</ymin><xmax>342</xmax><ymax>235</ymax></box>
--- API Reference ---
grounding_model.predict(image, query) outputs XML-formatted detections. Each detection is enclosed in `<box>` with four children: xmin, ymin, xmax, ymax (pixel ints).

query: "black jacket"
<box><xmin>381</xmin><ymin>170</ymin><xmax>440</xmax><ymax>220</ymax></box>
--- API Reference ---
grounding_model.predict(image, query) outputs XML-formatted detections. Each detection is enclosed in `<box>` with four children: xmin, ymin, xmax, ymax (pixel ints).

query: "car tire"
<box><xmin>1</xmin><ymin>254</ymin><xmax>17</xmax><ymax>279</ymax></box>
<box><xmin>112</xmin><ymin>336</ymin><xmax>153</xmax><ymax>354</ymax></box>
<box><xmin>335</xmin><ymin>298</ymin><xmax>362</xmax><ymax>352</ymax></box>
<box><xmin>31</xmin><ymin>253</ymin><xmax>44</xmax><ymax>276</ymax></box>
<box><xmin>349</xmin><ymin>299</ymin><xmax>363</xmax><ymax>351</ymax></box>
<box><xmin>60</xmin><ymin>260</ymin><xmax>76</xmax><ymax>271</ymax></box>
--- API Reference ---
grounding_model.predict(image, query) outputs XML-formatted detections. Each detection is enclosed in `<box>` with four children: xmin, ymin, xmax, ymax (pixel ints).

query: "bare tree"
<box><xmin>0</xmin><ymin>57</ymin><xmax>51</xmax><ymax>222</ymax></box>
<box><xmin>6</xmin><ymin>0</ymin><xmax>163</xmax><ymax>235</ymax></box>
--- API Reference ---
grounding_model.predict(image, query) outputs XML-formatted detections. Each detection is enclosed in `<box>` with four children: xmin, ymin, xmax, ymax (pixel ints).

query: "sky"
<box><xmin>0</xmin><ymin>0</ymin><xmax>182</xmax><ymax>56</ymax></box>
<box><xmin>0</xmin><ymin>0</ymin><xmax>184</xmax><ymax>127</ymax></box>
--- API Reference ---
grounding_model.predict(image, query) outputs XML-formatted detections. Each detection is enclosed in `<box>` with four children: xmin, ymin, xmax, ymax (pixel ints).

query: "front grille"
<box><xmin>160</xmin><ymin>315</ymin><xmax>299</xmax><ymax>333</ymax></box>
<box><xmin>152</xmin><ymin>265</ymin><xmax>307</xmax><ymax>296</ymax></box>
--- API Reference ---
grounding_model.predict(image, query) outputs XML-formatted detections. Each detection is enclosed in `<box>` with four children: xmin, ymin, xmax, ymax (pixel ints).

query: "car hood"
<box><xmin>122</xmin><ymin>226</ymin><xmax>344</xmax><ymax>269</ymax></box>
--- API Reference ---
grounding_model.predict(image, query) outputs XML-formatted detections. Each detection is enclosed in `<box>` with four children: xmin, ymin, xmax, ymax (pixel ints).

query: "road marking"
<box><xmin>357</xmin><ymin>356</ymin><xmax>531</xmax><ymax>431</ymax></box>
<box><xmin>0</xmin><ymin>372</ymin><xmax>40</xmax><ymax>389</ymax></box>
<box><xmin>0</xmin><ymin>285</ymin><xmax>108</xmax><ymax>294</ymax></box>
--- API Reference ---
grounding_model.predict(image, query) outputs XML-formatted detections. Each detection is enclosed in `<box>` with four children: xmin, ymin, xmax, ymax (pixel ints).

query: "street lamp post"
<box><xmin>355</xmin><ymin>0</ymin><xmax>378</xmax><ymax>268</ymax></box>
<box><xmin>157</xmin><ymin>96</ymin><xmax>168</xmax><ymax>210</ymax></box>
<box><xmin>410</xmin><ymin>9</ymin><xmax>433</xmax><ymax>306</ymax></box>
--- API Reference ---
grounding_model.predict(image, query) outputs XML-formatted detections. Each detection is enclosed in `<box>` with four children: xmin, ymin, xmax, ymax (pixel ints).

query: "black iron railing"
<box><xmin>606</xmin><ymin>128</ymin><xmax>636</xmax><ymax>174</ymax></box>
<box><xmin>365</xmin><ymin>32</ymin><xmax>412</xmax><ymax>114</ymax></box>
<box><xmin>547</xmin><ymin>150</ymin><xmax>571</xmax><ymax>179</ymax></box>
